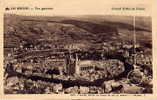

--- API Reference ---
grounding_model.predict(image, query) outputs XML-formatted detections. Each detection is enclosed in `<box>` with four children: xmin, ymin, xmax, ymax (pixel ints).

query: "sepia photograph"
<box><xmin>3</xmin><ymin>14</ymin><xmax>152</xmax><ymax>94</ymax></box>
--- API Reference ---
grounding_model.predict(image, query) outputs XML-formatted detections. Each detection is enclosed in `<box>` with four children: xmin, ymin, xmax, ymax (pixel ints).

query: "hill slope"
<box><xmin>4</xmin><ymin>14</ymin><xmax>152</xmax><ymax>52</ymax></box>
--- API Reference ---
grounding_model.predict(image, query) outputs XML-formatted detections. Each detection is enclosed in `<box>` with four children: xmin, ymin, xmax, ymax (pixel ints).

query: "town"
<box><xmin>4</xmin><ymin>14</ymin><xmax>152</xmax><ymax>94</ymax></box>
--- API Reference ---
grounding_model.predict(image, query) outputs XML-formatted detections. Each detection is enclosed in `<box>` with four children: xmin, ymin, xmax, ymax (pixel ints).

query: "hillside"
<box><xmin>4</xmin><ymin>14</ymin><xmax>152</xmax><ymax>52</ymax></box>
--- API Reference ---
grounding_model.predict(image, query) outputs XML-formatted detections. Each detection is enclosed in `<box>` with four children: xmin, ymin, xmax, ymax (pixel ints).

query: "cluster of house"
<box><xmin>10</xmin><ymin>48</ymin><xmax>107</xmax><ymax>78</ymax></box>
<box><xmin>5</xmin><ymin>39</ymin><xmax>150</xmax><ymax>82</ymax></box>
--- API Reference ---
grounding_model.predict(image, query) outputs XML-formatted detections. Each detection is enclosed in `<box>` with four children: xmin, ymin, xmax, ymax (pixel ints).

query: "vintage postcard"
<box><xmin>0</xmin><ymin>0</ymin><xmax>157</xmax><ymax>99</ymax></box>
